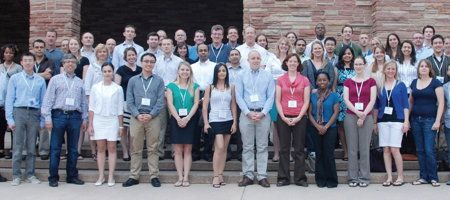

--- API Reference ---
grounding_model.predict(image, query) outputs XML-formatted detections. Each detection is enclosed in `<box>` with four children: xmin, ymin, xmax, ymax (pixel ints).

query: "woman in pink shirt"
<box><xmin>275</xmin><ymin>54</ymin><xmax>310</xmax><ymax>187</ymax></box>
<box><xmin>343</xmin><ymin>56</ymin><xmax>377</xmax><ymax>187</ymax></box>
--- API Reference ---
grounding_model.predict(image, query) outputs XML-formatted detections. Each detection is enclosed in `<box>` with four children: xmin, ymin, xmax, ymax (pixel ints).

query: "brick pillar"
<box><xmin>29</xmin><ymin>0</ymin><xmax>81</xmax><ymax>47</ymax></box>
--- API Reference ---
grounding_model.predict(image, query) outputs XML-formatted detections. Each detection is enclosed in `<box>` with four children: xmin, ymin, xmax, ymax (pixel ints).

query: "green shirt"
<box><xmin>335</xmin><ymin>42</ymin><xmax>363</xmax><ymax>58</ymax></box>
<box><xmin>167</xmin><ymin>82</ymin><xmax>199</xmax><ymax>113</ymax></box>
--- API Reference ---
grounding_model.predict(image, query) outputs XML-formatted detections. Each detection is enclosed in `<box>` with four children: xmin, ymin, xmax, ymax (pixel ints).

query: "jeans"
<box><xmin>411</xmin><ymin>116</ymin><xmax>438</xmax><ymax>181</ymax></box>
<box><xmin>445</xmin><ymin>127</ymin><xmax>450</xmax><ymax>164</ymax></box>
<box><xmin>313</xmin><ymin>126</ymin><xmax>338</xmax><ymax>187</ymax></box>
<box><xmin>48</xmin><ymin>110</ymin><xmax>82</xmax><ymax>182</ymax></box>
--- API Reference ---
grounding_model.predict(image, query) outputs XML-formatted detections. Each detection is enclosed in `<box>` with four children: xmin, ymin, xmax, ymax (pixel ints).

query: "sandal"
<box><xmin>412</xmin><ymin>178</ymin><xmax>427</xmax><ymax>185</ymax></box>
<box><xmin>359</xmin><ymin>182</ymin><xmax>368</xmax><ymax>187</ymax></box>
<box><xmin>219</xmin><ymin>174</ymin><xmax>226</xmax><ymax>186</ymax></box>
<box><xmin>393</xmin><ymin>180</ymin><xmax>404</xmax><ymax>186</ymax></box>
<box><xmin>382</xmin><ymin>181</ymin><xmax>392</xmax><ymax>187</ymax></box>
<box><xmin>212</xmin><ymin>176</ymin><xmax>220</xmax><ymax>188</ymax></box>
<box><xmin>77</xmin><ymin>155</ymin><xmax>84</xmax><ymax>160</ymax></box>
<box><xmin>60</xmin><ymin>154</ymin><xmax>68</xmax><ymax>160</ymax></box>
<box><xmin>174</xmin><ymin>180</ymin><xmax>183</xmax><ymax>187</ymax></box>
<box><xmin>182</xmin><ymin>180</ymin><xmax>190</xmax><ymax>187</ymax></box>
<box><xmin>431</xmin><ymin>180</ymin><xmax>440</xmax><ymax>187</ymax></box>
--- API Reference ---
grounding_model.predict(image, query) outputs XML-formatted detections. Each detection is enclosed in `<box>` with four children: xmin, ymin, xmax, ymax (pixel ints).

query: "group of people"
<box><xmin>1</xmin><ymin>22</ymin><xmax>450</xmax><ymax>188</ymax></box>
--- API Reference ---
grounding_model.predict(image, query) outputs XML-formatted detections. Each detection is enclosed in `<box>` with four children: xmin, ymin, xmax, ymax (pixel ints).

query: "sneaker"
<box><xmin>11</xmin><ymin>178</ymin><xmax>21</xmax><ymax>186</ymax></box>
<box><xmin>25</xmin><ymin>176</ymin><xmax>41</xmax><ymax>184</ymax></box>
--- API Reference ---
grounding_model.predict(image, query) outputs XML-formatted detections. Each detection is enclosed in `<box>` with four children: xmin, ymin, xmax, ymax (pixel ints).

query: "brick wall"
<box><xmin>244</xmin><ymin>0</ymin><xmax>450</xmax><ymax>50</ymax></box>
<box><xmin>0</xmin><ymin>0</ymin><xmax>29</xmax><ymax>54</ymax></box>
<box><xmin>80</xmin><ymin>0</ymin><xmax>243</xmax><ymax>47</ymax></box>
<box><xmin>29</xmin><ymin>0</ymin><xmax>81</xmax><ymax>47</ymax></box>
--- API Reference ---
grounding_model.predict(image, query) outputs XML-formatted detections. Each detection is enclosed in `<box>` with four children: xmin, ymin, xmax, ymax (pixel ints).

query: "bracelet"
<box><xmin>119</xmin><ymin>127</ymin><xmax>124</xmax><ymax>129</ymax></box>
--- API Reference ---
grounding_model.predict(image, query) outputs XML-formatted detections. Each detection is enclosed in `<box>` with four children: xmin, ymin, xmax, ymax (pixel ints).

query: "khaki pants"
<box><xmin>129</xmin><ymin>115</ymin><xmax>161</xmax><ymax>180</ymax></box>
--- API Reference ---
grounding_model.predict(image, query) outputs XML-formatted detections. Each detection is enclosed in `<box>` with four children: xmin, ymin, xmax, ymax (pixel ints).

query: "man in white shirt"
<box><xmin>423</xmin><ymin>25</ymin><xmax>435</xmax><ymax>49</ymax></box>
<box><xmin>236</xmin><ymin>26</ymin><xmax>267</xmax><ymax>69</ymax></box>
<box><xmin>112</xmin><ymin>25</ymin><xmax>144</xmax><ymax>69</ymax></box>
<box><xmin>413</xmin><ymin>32</ymin><xmax>433</xmax><ymax>61</ymax></box>
<box><xmin>305</xmin><ymin>23</ymin><xmax>326</xmax><ymax>57</ymax></box>
<box><xmin>153</xmin><ymin>38</ymin><xmax>183</xmax><ymax>159</ymax></box>
<box><xmin>81</xmin><ymin>32</ymin><xmax>96</xmax><ymax>64</ymax></box>
<box><xmin>191</xmin><ymin>43</ymin><xmax>216</xmax><ymax>162</ymax></box>
<box><xmin>138</xmin><ymin>32</ymin><xmax>162</xmax><ymax>66</ymax></box>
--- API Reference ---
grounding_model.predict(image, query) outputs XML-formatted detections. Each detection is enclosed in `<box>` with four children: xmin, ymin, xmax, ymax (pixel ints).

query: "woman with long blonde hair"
<box><xmin>166</xmin><ymin>62</ymin><xmax>200</xmax><ymax>187</ymax></box>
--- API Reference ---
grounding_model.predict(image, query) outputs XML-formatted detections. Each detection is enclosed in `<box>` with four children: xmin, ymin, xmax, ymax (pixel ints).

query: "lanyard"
<box><xmin>21</xmin><ymin>72</ymin><xmax>36</xmax><ymax>92</ymax></box>
<box><xmin>210</xmin><ymin>44</ymin><xmax>223</xmax><ymax>63</ymax></box>
<box><xmin>384</xmin><ymin>80</ymin><xmax>396</xmax><ymax>106</ymax></box>
<box><xmin>179</xmin><ymin>86</ymin><xmax>187</xmax><ymax>108</ymax></box>
<box><xmin>141</xmin><ymin>77</ymin><xmax>153</xmax><ymax>97</ymax></box>
<box><xmin>355</xmin><ymin>79</ymin><xmax>364</xmax><ymax>102</ymax></box>
<box><xmin>63</xmin><ymin>74</ymin><xmax>75</xmax><ymax>97</ymax></box>
<box><xmin>34</xmin><ymin>63</ymin><xmax>41</xmax><ymax>73</ymax></box>
<box><xmin>433</xmin><ymin>56</ymin><xmax>445</xmax><ymax>76</ymax></box>
<box><xmin>250</xmin><ymin>70</ymin><xmax>260</xmax><ymax>94</ymax></box>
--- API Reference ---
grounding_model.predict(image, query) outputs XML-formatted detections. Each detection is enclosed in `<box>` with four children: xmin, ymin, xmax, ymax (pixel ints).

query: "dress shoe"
<box><xmin>122</xmin><ymin>155</ymin><xmax>131</xmax><ymax>161</ymax></box>
<box><xmin>40</xmin><ymin>155</ymin><xmax>49</xmax><ymax>160</ymax></box>
<box><xmin>258</xmin><ymin>178</ymin><xmax>270</xmax><ymax>188</ymax></box>
<box><xmin>4</xmin><ymin>152</ymin><xmax>12</xmax><ymax>159</ymax></box>
<box><xmin>21</xmin><ymin>155</ymin><xmax>26</xmax><ymax>161</ymax></box>
<box><xmin>108</xmin><ymin>179</ymin><xmax>116</xmax><ymax>187</ymax></box>
<box><xmin>238</xmin><ymin>176</ymin><xmax>254</xmax><ymax>187</ymax></box>
<box><xmin>0</xmin><ymin>175</ymin><xmax>7</xmax><ymax>182</ymax></box>
<box><xmin>122</xmin><ymin>178</ymin><xmax>139</xmax><ymax>187</ymax></box>
<box><xmin>150</xmin><ymin>178</ymin><xmax>161</xmax><ymax>187</ymax></box>
<box><xmin>276</xmin><ymin>179</ymin><xmax>290</xmax><ymax>187</ymax></box>
<box><xmin>49</xmin><ymin>181</ymin><xmax>58</xmax><ymax>187</ymax></box>
<box><xmin>159</xmin><ymin>157</ymin><xmax>164</xmax><ymax>161</ymax></box>
<box><xmin>67</xmin><ymin>178</ymin><xmax>84</xmax><ymax>185</ymax></box>
<box><xmin>237</xmin><ymin>155</ymin><xmax>242</xmax><ymax>162</ymax></box>
<box><xmin>295</xmin><ymin>181</ymin><xmax>308</xmax><ymax>187</ymax></box>
<box><xmin>94</xmin><ymin>178</ymin><xmax>105</xmax><ymax>186</ymax></box>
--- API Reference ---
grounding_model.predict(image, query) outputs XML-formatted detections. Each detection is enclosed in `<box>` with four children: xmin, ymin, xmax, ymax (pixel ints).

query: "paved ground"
<box><xmin>1</xmin><ymin>182</ymin><xmax>449</xmax><ymax>200</ymax></box>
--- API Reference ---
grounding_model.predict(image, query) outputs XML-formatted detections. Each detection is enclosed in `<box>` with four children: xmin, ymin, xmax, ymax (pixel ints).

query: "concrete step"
<box><xmin>0</xmin><ymin>157</ymin><xmax>421</xmax><ymax>171</ymax></box>
<box><xmin>0</xmin><ymin>168</ymin><xmax>449</xmax><ymax>184</ymax></box>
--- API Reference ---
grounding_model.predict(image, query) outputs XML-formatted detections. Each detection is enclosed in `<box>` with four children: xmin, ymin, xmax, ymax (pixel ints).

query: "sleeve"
<box><xmin>84</xmin><ymin>66</ymin><xmax>94</xmax><ymax>95</ymax></box>
<box><xmin>400</xmin><ymin>82</ymin><xmax>410</xmax><ymax>109</ymax></box>
<box><xmin>112</xmin><ymin>46</ymin><xmax>120</xmax><ymax>71</ymax></box>
<box><xmin>88</xmin><ymin>84</ymin><xmax>96</xmax><ymax>112</ymax></box>
<box><xmin>80</xmin><ymin>85</ymin><xmax>88</xmax><ymax>121</ymax></box>
<box><xmin>303</xmin><ymin>76</ymin><xmax>310</xmax><ymax>87</ymax></box>
<box><xmin>235</xmin><ymin>72</ymin><xmax>250</xmax><ymax>115</ymax></box>
<box><xmin>126</xmin><ymin>77</ymin><xmax>139</xmax><ymax>117</ymax></box>
<box><xmin>5</xmin><ymin>76</ymin><xmax>16</xmax><ymax>125</ymax></box>
<box><xmin>117</xmin><ymin>86</ymin><xmax>124</xmax><ymax>115</ymax></box>
<box><xmin>343</xmin><ymin>79</ymin><xmax>351</xmax><ymax>88</ymax></box>
<box><xmin>150</xmin><ymin>79</ymin><xmax>166</xmax><ymax>117</ymax></box>
<box><xmin>262</xmin><ymin>75</ymin><xmax>275</xmax><ymax>115</ymax></box>
<box><xmin>41</xmin><ymin>77</ymin><xmax>56</xmax><ymax>122</ymax></box>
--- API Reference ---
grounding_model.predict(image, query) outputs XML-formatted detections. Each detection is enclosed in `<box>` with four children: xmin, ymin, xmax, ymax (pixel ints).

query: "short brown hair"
<box><xmin>417</xmin><ymin>59</ymin><xmax>435</xmax><ymax>78</ymax></box>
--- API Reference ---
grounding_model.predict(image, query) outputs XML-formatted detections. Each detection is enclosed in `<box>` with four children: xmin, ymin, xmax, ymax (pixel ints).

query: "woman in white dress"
<box><xmin>87</xmin><ymin>62</ymin><xmax>124</xmax><ymax>187</ymax></box>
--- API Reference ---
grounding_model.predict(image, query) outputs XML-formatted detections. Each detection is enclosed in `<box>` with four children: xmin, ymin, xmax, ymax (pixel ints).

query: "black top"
<box><xmin>75</xmin><ymin>56</ymin><xmax>90</xmax><ymax>79</ymax></box>
<box><xmin>116</xmin><ymin>65</ymin><xmax>142</xmax><ymax>100</ymax></box>
<box><xmin>410</xmin><ymin>78</ymin><xmax>443</xmax><ymax>118</ymax></box>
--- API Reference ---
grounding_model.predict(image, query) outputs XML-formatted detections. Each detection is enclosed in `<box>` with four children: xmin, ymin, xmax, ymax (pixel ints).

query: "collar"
<box><xmin>199</xmin><ymin>59</ymin><xmax>211</xmax><ymax>65</ymax></box>
<box><xmin>163</xmin><ymin>53</ymin><xmax>173</xmax><ymax>61</ymax></box>
<box><xmin>23</xmin><ymin>71</ymin><xmax>35</xmax><ymax>78</ymax></box>
<box><xmin>228</xmin><ymin>64</ymin><xmax>242</xmax><ymax>70</ymax></box>
<box><xmin>211</xmin><ymin>43</ymin><xmax>223</xmax><ymax>49</ymax></box>
<box><xmin>140</xmin><ymin>73</ymin><xmax>153</xmax><ymax>80</ymax></box>
<box><xmin>81</xmin><ymin>47</ymin><xmax>94</xmax><ymax>53</ymax></box>
<box><xmin>122</xmin><ymin>41</ymin><xmax>135</xmax><ymax>46</ymax></box>
<box><xmin>64</xmin><ymin>72</ymin><xmax>76</xmax><ymax>78</ymax></box>
<box><xmin>250</xmin><ymin>67</ymin><xmax>260</xmax><ymax>73</ymax></box>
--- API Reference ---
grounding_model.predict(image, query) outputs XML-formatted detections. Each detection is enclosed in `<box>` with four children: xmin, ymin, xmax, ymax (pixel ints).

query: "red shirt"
<box><xmin>277</xmin><ymin>73</ymin><xmax>310</xmax><ymax>116</ymax></box>
<box><xmin>344</xmin><ymin>77</ymin><xmax>376</xmax><ymax>115</ymax></box>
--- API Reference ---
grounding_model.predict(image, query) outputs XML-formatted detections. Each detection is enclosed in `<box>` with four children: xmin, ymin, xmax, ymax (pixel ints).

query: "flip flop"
<box><xmin>382</xmin><ymin>181</ymin><xmax>392</xmax><ymax>187</ymax></box>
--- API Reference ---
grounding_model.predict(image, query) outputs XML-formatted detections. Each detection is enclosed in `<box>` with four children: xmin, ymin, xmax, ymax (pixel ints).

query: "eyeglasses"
<box><xmin>142</xmin><ymin>60</ymin><xmax>156</xmax><ymax>64</ymax></box>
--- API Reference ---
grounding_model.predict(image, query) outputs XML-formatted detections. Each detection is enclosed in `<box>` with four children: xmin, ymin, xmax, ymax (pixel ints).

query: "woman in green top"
<box><xmin>166</xmin><ymin>61</ymin><xmax>200</xmax><ymax>187</ymax></box>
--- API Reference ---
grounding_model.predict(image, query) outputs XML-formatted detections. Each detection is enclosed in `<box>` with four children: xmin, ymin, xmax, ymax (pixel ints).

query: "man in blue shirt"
<box><xmin>227</xmin><ymin>26</ymin><xmax>240</xmax><ymax>49</ymax></box>
<box><xmin>209</xmin><ymin>25</ymin><xmax>232</xmax><ymax>63</ymax></box>
<box><xmin>6</xmin><ymin>52</ymin><xmax>47</xmax><ymax>186</ymax></box>
<box><xmin>188</xmin><ymin>30</ymin><xmax>206</xmax><ymax>62</ymax></box>
<box><xmin>44</xmin><ymin>29</ymin><xmax>64</xmax><ymax>74</ymax></box>
<box><xmin>236</xmin><ymin>50</ymin><xmax>275</xmax><ymax>188</ymax></box>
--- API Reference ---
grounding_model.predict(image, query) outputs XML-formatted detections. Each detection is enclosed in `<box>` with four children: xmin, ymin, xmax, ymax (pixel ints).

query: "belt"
<box><xmin>53</xmin><ymin>109</ymin><xmax>80</xmax><ymax>115</ymax></box>
<box><xmin>16</xmin><ymin>106</ymin><xmax>38</xmax><ymax>110</ymax></box>
<box><xmin>249</xmin><ymin>108</ymin><xmax>263</xmax><ymax>112</ymax></box>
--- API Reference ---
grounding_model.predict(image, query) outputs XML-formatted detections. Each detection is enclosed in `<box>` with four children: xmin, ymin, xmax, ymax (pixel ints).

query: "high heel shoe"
<box><xmin>94</xmin><ymin>178</ymin><xmax>105</xmax><ymax>186</ymax></box>
<box><xmin>212</xmin><ymin>176</ymin><xmax>220</xmax><ymax>188</ymax></box>
<box><xmin>218</xmin><ymin>174</ymin><xmax>226</xmax><ymax>186</ymax></box>
<box><xmin>108</xmin><ymin>179</ymin><xmax>115</xmax><ymax>187</ymax></box>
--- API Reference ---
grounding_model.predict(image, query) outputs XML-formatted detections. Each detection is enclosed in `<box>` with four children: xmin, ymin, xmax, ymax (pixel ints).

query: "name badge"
<box><xmin>141</xmin><ymin>98</ymin><xmax>151</xmax><ymax>106</ymax></box>
<box><xmin>355</xmin><ymin>102</ymin><xmax>364</xmax><ymax>111</ymax></box>
<box><xmin>288</xmin><ymin>100</ymin><xmax>297</xmax><ymax>108</ymax></box>
<box><xmin>65</xmin><ymin>98</ymin><xmax>75</xmax><ymax>106</ymax></box>
<box><xmin>178</xmin><ymin>108</ymin><xmax>188</xmax><ymax>117</ymax></box>
<box><xmin>384</xmin><ymin>106</ymin><xmax>393</xmax><ymax>115</ymax></box>
<box><xmin>437</xmin><ymin>76</ymin><xmax>444</xmax><ymax>83</ymax></box>
<box><xmin>250</xmin><ymin>94</ymin><xmax>259</xmax><ymax>102</ymax></box>
<box><xmin>28</xmin><ymin>98</ymin><xmax>36</xmax><ymax>106</ymax></box>
<box><xmin>218</xmin><ymin>110</ymin><xmax>227</xmax><ymax>119</ymax></box>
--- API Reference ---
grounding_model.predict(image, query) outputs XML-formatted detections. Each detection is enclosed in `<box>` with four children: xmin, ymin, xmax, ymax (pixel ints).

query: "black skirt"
<box><xmin>170</xmin><ymin>117</ymin><xmax>196</xmax><ymax>144</ymax></box>
<box><xmin>210</xmin><ymin>120</ymin><xmax>233</xmax><ymax>135</ymax></box>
